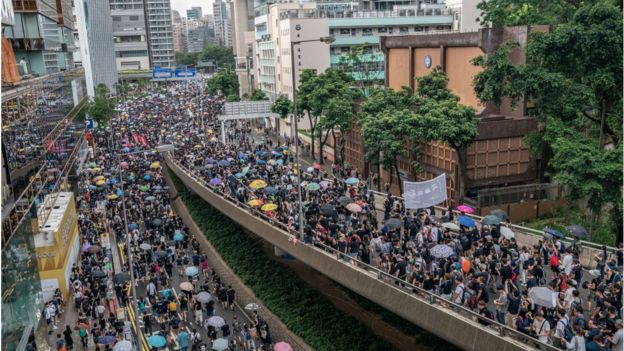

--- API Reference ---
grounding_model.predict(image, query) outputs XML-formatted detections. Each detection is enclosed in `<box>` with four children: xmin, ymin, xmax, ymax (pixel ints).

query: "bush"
<box><xmin>171</xmin><ymin>172</ymin><xmax>398</xmax><ymax>351</ymax></box>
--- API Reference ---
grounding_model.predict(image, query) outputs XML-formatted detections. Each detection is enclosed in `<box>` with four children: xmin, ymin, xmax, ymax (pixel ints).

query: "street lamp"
<box><xmin>117</xmin><ymin>144</ymin><xmax>175</xmax><ymax>351</ymax></box>
<box><xmin>290</xmin><ymin>36</ymin><xmax>335</xmax><ymax>238</ymax></box>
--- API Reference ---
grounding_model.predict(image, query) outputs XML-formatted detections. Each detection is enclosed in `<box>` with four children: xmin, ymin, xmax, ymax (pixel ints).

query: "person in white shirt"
<box><xmin>561</xmin><ymin>247</ymin><xmax>574</xmax><ymax>276</ymax></box>
<box><xmin>609</xmin><ymin>319</ymin><xmax>623</xmax><ymax>351</ymax></box>
<box><xmin>565</xmin><ymin>325</ymin><xmax>586</xmax><ymax>351</ymax></box>
<box><xmin>452</xmin><ymin>277</ymin><xmax>466</xmax><ymax>305</ymax></box>
<box><xmin>532</xmin><ymin>312</ymin><xmax>550</xmax><ymax>344</ymax></box>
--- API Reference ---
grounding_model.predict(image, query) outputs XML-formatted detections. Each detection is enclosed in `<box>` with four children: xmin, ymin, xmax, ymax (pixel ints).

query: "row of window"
<box><xmin>331</xmin><ymin>25</ymin><xmax>452</xmax><ymax>36</ymax></box>
<box><xmin>113</xmin><ymin>15</ymin><xmax>140</xmax><ymax>21</ymax></box>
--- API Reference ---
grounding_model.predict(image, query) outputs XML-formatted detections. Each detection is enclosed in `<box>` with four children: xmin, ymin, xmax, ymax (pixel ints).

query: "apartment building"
<box><xmin>213</xmin><ymin>0</ymin><xmax>233</xmax><ymax>47</ymax></box>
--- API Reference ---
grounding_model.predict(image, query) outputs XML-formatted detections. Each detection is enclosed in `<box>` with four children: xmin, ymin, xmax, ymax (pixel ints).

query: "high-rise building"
<box><xmin>4</xmin><ymin>0</ymin><xmax>76</xmax><ymax>75</ymax></box>
<box><xmin>145</xmin><ymin>0</ymin><xmax>176</xmax><ymax>67</ymax></box>
<box><xmin>75</xmin><ymin>0</ymin><xmax>119</xmax><ymax>96</ymax></box>
<box><xmin>172</xmin><ymin>9</ymin><xmax>182</xmax><ymax>23</ymax></box>
<box><xmin>187</xmin><ymin>6</ymin><xmax>203</xmax><ymax>20</ymax></box>
<box><xmin>172</xmin><ymin>21</ymin><xmax>186</xmax><ymax>52</ymax></box>
<box><xmin>231</xmin><ymin>0</ymin><xmax>255</xmax><ymax>96</ymax></box>
<box><xmin>108</xmin><ymin>0</ymin><xmax>174</xmax><ymax>70</ymax></box>
<box><xmin>213</xmin><ymin>0</ymin><xmax>233</xmax><ymax>47</ymax></box>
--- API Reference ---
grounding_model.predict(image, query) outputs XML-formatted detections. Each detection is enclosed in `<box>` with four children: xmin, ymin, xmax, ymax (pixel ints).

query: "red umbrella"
<box><xmin>456</xmin><ymin>204</ymin><xmax>474</xmax><ymax>214</ymax></box>
<box><xmin>313</xmin><ymin>163</ymin><xmax>321</xmax><ymax>170</ymax></box>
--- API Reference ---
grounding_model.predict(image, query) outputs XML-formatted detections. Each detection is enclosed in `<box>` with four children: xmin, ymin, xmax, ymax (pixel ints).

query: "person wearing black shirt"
<box><xmin>505</xmin><ymin>280</ymin><xmax>521</xmax><ymax>328</ymax></box>
<box><xmin>226</xmin><ymin>286</ymin><xmax>236</xmax><ymax>311</ymax></box>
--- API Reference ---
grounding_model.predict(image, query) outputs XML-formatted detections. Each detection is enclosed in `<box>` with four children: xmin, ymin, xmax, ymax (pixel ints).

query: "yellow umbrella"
<box><xmin>150</xmin><ymin>161</ymin><xmax>161</xmax><ymax>169</ymax></box>
<box><xmin>93</xmin><ymin>175</ymin><xmax>105</xmax><ymax>182</ymax></box>
<box><xmin>194</xmin><ymin>144</ymin><xmax>202</xmax><ymax>149</ymax></box>
<box><xmin>207</xmin><ymin>129</ymin><xmax>214</xmax><ymax>135</ymax></box>
<box><xmin>96</xmin><ymin>179</ymin><xmax>106</xmax><ymax>186</ymax></box>
<box><xmin>108</xmin><ymin>194</ymin><xmax>118</xmax><ymax>200</ymax></box>
<box><xmin>93</xmin><ymin>167</ymin><xmax>102</xmax><ymax>173</ymax></box>
<box><xmin>261</xmin><ymin>204</ymin><xmax>278</xmax><ymax>212</ymax></box>
<box><xmin>248</xmin><ymin>199</ymin><xmax>264</xmax><ymax>207</ymax></box>
<box><xmin>249</xmin><ymin>179</ymin><xmax>268</xmax><ymax>189</ymax></box>
<box><xmin>209</xmin><ymin>137</ymin><xmax>218</xmax><ymax>142</ymax></box>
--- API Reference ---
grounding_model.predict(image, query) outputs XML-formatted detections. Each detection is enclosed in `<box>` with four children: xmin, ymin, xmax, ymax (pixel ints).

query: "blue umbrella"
<box><xmin>210</xmin><ymin>178</ymin><xmax>222</xmax><ymax>186</ymax></box>
<box><xmin>264</xmin><ymin>186</ymin><xmax>278</xmax><ymax>195</ymax></box>
<box><xmin>153</xmin><ymin>185</ymin><xmax>162</xmax><ymax>190</ymax></box>
<box><xmin>276</xmin><ymin>159</ymin><xmax>284</xmax><ymax>165</ymax></box>
<box><xmin>122</xmin><ymin>147</ymin><xmax>130</xmax><ymax>153</ymax></box>
<box><xmin>544</xmin><ymin>227</ymin><xmax>564</xmax><ymax>239</ymax></box>
<box><xmin>257</xmin><ymin>159</ymin><xmax>266</xmax><ymax>165</ymax></box>
<box><xmin>128</xmin><ymin>223</ymin><xmax>138</xmax><ymax>230</ymax></box>
<box><xmin>98</xmin><ymin>335</ymin><xmax>116</xmax><ymax>345</ymax></box>
<box><xmin>217</xmin><ymin>160</ymin><xmax>230</xmax><ymax>167</ymax></box>
<box><xmin>458</xmin><ymin>215</ymin><xmax>476</xmax><ymax>228</ymax></box>
<box><xmin>206</xmin><ymin>158</ymin><xmax>216</xmax><ymax>164</ymax></box>
<box><xmin>148</xmin><ymin>335</ymin><xmax>166</xmax><ymax>348</ymax></box>
<box><xmin>108</xmin><ymin>178</ymin><xmax>119</xmax><ymax>185</ymax></box>
<box><xmin>145</xmin><ymin>196</ymin><xmax>156</xmax><ymax>201</ymax></box>
<box><xmin>116</xmin><ymin>189</ymin><xmax>123</xmax><ymax>196</ymax></box>
<box><xmin>234</xmin><ymin>172</ymin><xmax>244</xmax><ymax>178</ymax></box>
<box><xmin>345</xmin><ymin>177</ymin><xmax>359</xmax><ymax>185</ymax></box>
<box><xmin>274</xmin><ymin>153</ymin><xmax>283</xmax><ymax>159</ymax></box>
<box><xmin>185</xmin><ymin>266</ymin><xmax>199</xmax><ymax>276</ymax></box>
<box><xmin>256</xmin><ymin>151</ymin><xmax>267</xmax><ymax>158</ymax></box>
<box><xmin>238</xmin><ymin>152</ymin><xmax>247</xmax><ymax>160</ymax></box>
<box><xmin>143</xmin><ymin>174</ymin><xmax>152</xmax><ymax>181</ymax></box>
<box><xmin>174</xmin><ymin>231</ymin><xmax>185</xmax><ymax>241</ymax></box>
<box><xmin>88</xmin><ymin>185</ymin><xmax>97</xmax><ymax>190</ymax></box>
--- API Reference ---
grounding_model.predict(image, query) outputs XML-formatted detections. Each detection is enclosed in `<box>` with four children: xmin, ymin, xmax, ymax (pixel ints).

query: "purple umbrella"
<box><xmin>210</xmin><ymin>178</ymin><xmax>222</xmax><ymax>186</ymax></box>
<box><xmin>82</xmin><ymin>242</ymin><xmax>91</xmax><ymax>253</ymax></box>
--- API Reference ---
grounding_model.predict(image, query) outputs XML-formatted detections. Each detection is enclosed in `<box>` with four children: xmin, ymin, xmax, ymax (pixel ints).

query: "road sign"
<box><xmin>86</xmin><ymin>119</ymin><xmax>94</xmax><ymax>129</ymax></box>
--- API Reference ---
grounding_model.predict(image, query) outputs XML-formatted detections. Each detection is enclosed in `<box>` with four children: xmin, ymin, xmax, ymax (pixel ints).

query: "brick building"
<box><xmin>344</xmin><ymin>26</ymin><xmax>548</xmax><ymax>203</ymax></box>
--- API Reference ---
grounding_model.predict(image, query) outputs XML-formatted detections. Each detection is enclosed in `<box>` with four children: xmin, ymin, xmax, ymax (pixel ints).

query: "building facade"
<box><xmin>343</xmin><ymin>26</ymin><xmax>545</xmax><ymax>201</ymax></box>
<box><xmin>145</xmin><ymin>0</ymin><xmax>175</xmax><ymax>67</ymax></box>
<box><xmin>186</xmin><ymin>6</ymin><xmax>203</xmax><ymax>20</ymax></box>
<box><xmin>231</xmin><ymin>0</ymin><xmax>255</xmax><ymax>96</ymax></box>
<box><xmin>214</xmin><ymin>0</ymin><xmax>233</xmax><ymax>47</ymax></box>
<box><xmin>75</xmin><ymin>0</ymin><xmax>118</xmax><ymax>96</ymax></box>
<box><xmin>108</xmin><ymin>0</ymin><xmax>175</xmax><ymax>70</ymax></box>
<box><xmin>4</xmin><ymin>0</ymin><xmax>76</xmax><ymax>76</ymax></box>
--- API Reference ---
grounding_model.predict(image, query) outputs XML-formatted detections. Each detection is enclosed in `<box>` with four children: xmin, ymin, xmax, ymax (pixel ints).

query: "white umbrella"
<box><xmin>430</xmin><ymin>244</ymin><xmax>455</xmax><ymax>259</ymax></box>
<box><xmin>139</xmin><ymin>243</ymin><xmax>152</xmax><ymax>250</ymax></box>
<box><xmin>113</xmin><ymin>340</ymin><xmax>133</xmax><ymax>351</ymax></box>
<box><xmin>529</xmin><ymin>287</ymin><xmax>557</xmax><ymax>308</ymax></box>
<box><xmin>244</xmin><ymin>303</ymin><xmax>260</xmax><ymax>311</ymax></box>
<box><xmin>212</xmin><ymin>338</ymin><xmax>228</xmax><ymax>351</ymax></box>
<box><xmin>206</xmin><ymin>315</ymin><xmax>226</xmax><ymax>328</ymax></box>
<box><xmin>441</xmin><ymin>222</ymin><xmax>460</xmax><ymax>231</ymax></box>
<box><xmin>500</xmin><ymin>227</ymin><xmax>515</xmax><ymax>239</ymax></box>
<box><xmin>195</xmin><ymin>291</ymin><xmax>212</xmax><ymax>303</ymax></box>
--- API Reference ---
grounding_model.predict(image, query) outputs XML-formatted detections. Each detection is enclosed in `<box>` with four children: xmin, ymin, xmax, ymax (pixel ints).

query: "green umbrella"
<box><xmin>140</xmin><ymin>185</ymin><xmax>150</xmax><ymax>192</ymax></box>
<box><xmin>306</xmin><ymin>182</ymin><xmax>321</xmax><ymax>191</ymax></box>
<box><xmin>481</xmin><ymin>215</ymin><xmax>501</xmax><ymax>226</ymax></box>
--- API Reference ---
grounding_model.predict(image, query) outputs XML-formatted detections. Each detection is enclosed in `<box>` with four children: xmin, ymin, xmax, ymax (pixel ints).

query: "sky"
<box><xmin>171</xmin><ymin>0</ymin><xmax>214</xmax><ymax>17</ymax></box>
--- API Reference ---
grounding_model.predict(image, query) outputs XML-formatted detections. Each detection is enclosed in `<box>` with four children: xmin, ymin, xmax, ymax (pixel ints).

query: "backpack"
<box><xmin>169</xmin><ymin>301</ymin><xmax>177</xmax><ymax>312</ymax></box>
<box><xmin>559</xmin><ymin>242</ymin><xmax>566</xmax><ymax>254</ymax></box>
<box><xmin>79</xmin><ymin>326</ymin><xmax>87</xmax><ymax>338</ymax></box>
<box><xmin>550</xmin><ymin>253</ymin><xmax>559</xmax><ymax>268</ymax></box>
<box><xmin>561</xmin><ymin>317</ymin><xmax>574</xmax><ymax>342</ymax></box>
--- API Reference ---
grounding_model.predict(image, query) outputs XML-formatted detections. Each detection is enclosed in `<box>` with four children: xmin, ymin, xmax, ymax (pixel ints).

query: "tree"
<box><xmin>337</xmin><ymin>44</ymin><xmax>384</xmax><ymax>96</ymax></box>
<box><xmin>296</xmin><ymin>69</ymin><xmax>321</xmax><ymax>161</ymax></box>
<box><xmin>88</xmin><ymin>83</ymin><xmax>115</xmax><ymax>128</ymax></box>
<box><xmin>250</xmin><ymin>89</ymin><xmax>269</xmax><ymax>101</ymax></box>
<box><xmin>477</xmin><ymin>0</ymin><xmax>581</xmax><ymax>27</ymax></box>
<box><xmin>175</xmin><ymin>52</ymin><xmax>199</xmax><ymax>66</ymax></box>
<box><xmin>308</xmin><ymin>69</ymin><xmax>359</xmax><ymax>165</ymax></box>
<box><xmin>207</xmin><ymin>69</ymin><xmax>239</xmax><ymax>101</ymax></box>
<box><xmin>473</xmin><ymin>0</ymin><xmax>623</xmax><ymax>240</ymax></box>
<box><xmin>359</xmin><ymin>87</ymin><xmax>422</xmax><ymax>190</ymax></box>
<box><xmin>271</xmin><ymin>95</ymin><xmax>292</xmax><ymax>118</ymax></box>
<box><xmin>198</xmin><ymin>45</ymin><xmax>235</xmax><ymax>69</ymax></box>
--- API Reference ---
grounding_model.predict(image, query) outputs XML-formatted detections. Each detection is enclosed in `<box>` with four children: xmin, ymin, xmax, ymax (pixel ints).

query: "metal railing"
<box><xmin>166</xmin><ymin>155</ymin><xmax>558</xmax><ymax>351</ymax></box>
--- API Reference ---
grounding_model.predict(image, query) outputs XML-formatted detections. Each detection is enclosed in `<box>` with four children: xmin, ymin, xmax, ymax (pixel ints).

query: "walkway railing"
<box><xmin>166</xmin><ymin>155</ymin><xmax>559</xmax><ymax>351</ymax></box>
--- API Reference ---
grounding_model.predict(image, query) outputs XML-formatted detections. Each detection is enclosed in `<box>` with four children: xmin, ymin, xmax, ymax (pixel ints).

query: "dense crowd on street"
<box><xmin>48</xmin><ymin>81</ymin><xmax>622</xmax><ymax>351</ymax></box>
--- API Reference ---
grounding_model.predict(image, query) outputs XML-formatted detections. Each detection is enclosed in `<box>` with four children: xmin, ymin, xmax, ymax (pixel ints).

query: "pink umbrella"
<box><xmin>320</xmin><ymin>180</ymin><xmax>329</xmax><ymax>189</ymax></box>
<box><xmin>346</xmin><ymin>203</ymin><xmax>363</xmax><ymax>213</ymax></box>
<box><xmin>456</xmin><ymin>204</ymin><xmax>474</xmax><ymax>214</ymax></box>
<box><xmin>120</xmin><ymin>161</ymin><xmax>129</xmax><ymax>169</ymax></box>
<box><xmin>274</xmin><ymin>342</ymin><xmax>293</xmax><ymax>351</ymax></box>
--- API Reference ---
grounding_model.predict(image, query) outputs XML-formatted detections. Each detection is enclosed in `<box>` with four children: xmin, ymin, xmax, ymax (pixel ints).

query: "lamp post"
<box><xmin>117</xmin><ymin>144</ymin><xmax>175</xmax><ymax>351</ymax></box>
<box><xmin>289</xmin><ymin>36</ymin><xmax>335</xmax><ymax>238</ymax></box>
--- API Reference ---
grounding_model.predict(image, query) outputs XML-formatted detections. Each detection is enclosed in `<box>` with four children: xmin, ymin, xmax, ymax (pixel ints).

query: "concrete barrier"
<box><xmin>165</xmin><ymin>155</ymin><xmax>555</xmax><ymax>351</ymax></box>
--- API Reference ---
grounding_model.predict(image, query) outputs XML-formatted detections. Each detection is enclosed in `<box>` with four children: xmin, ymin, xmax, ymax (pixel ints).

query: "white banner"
<box><xmin>403</xmin><ymin>173</ymin><xmax>448</xmax><ymax>209</ymax></box>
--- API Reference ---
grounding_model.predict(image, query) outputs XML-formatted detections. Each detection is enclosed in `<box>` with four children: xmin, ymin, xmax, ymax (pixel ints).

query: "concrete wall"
<box><xmin>165</xmin><ymin>155</ymin><xmax>545</xmax><ymax>351</ymax></box>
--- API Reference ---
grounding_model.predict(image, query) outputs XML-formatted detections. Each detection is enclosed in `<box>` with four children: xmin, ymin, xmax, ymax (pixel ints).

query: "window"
<box><xmin>129</xmin><ymin>15</ymin><xmax>139</xmax><ymax>21</ymax></box>
<box><xmin>378</xmin><ymin>27</ymin><xmax>387</xmax><ymax>33</ymax></box>
<box><xmin>399</xmin><ymin>27</ymin><xmax>408</xmax><ymax>33</ymax></box>
<box><xmin>340</xmin><ymin>28</ymin><xmax>350</xmax><ymax>35</ymax></box>
<box><xmin>112</xmin><ymin>16</ymin><xmax>121</xmax><ymax>21</ymax></box>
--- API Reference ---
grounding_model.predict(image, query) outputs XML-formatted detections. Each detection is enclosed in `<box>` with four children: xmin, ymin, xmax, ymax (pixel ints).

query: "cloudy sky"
<box><xmin>171</xmin><ymin>0</ymin><xmax>213</xmax><ymax>17</ymax></box>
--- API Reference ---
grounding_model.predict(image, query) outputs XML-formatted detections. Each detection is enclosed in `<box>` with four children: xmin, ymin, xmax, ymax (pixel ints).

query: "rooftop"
<box><xmin>34</xmin><ymin>192</ymin><xmax>73</xmax><ymax>248</ymax></box>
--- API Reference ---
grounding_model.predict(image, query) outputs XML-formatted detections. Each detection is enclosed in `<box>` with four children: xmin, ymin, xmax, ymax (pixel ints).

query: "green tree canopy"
<box><xmin>250</xmin><ymin>89</ymin><xmax>269</xmax><ymax>101</ymax></box>
<box><xmin>473</xmin><ymin>0</ymin><xmax>623</xmax><ymax>241</ymax></box>
<box><xmin>271</xmin><ymin>95</ymin><xmax>292</xmax><ymax>119</ymax></box>
<box><xmin>88</xmin><ymin>83</ymin><xmax>115</xmax><ymax>128</ymax></box>
<box><xmin>207</xmin><ymin>69</ymin><xmax>240</xmax><ymax>101</ymax></box>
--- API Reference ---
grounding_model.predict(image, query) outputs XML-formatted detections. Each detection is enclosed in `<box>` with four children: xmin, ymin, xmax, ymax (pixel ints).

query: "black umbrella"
<box><xmin>113</xmin><ymin>272</ymin><xmax>130</xmax><ymax>285</ymax></box>
<box><xmin>386</xmin><ymin>218</ymin><xmax>401</xmax><ymax>230</ymax></box>
<box><xmin>490</xmin><ymin>209</ymin><xmax>509</xmax><ymax>220</ymax></box>
<box><xmin>338</xmin><ymin>196</ymin><xmax>351</xmax><ymax>206</ymax></box>
<box><xmin>565</xmin><ymin>225</ymin><xmax>588</xmax><ymax>238</ymax></box>
<box><xmin>91</xmin><ymin>270</ymin><xmax>107</xmax><ymax>278</ymax></box>
<box><xmin>320</xmin><ymin>204</ymin><xmax>335</xmax><ymax>216</ymax></box>
<box><xmin>152</xmin><ymin>218</ymin><xmax>162</xmax><ymax>226</ymax></box>
<box><xmin>154</xmin><ymin>250</ymin><xmax>168</xmax><ymax>258</ymax></box>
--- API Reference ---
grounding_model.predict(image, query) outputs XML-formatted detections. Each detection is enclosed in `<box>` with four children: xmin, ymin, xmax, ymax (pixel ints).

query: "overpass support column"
<box><xmin>221</xmin><ymin>121</ymin><xmax>226</xmax><ymax>144</ymax></box>
<box><xmin>274</xmin><ymin>246</ymin><xmax>287</xmax><ymax>257</ymax></box>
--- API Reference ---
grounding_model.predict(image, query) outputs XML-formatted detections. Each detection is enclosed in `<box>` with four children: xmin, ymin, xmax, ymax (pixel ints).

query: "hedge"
<box><xmin>171</xmin><ymin>172</ymin><xmax>397</xmax><ymax>351</ymax></box>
